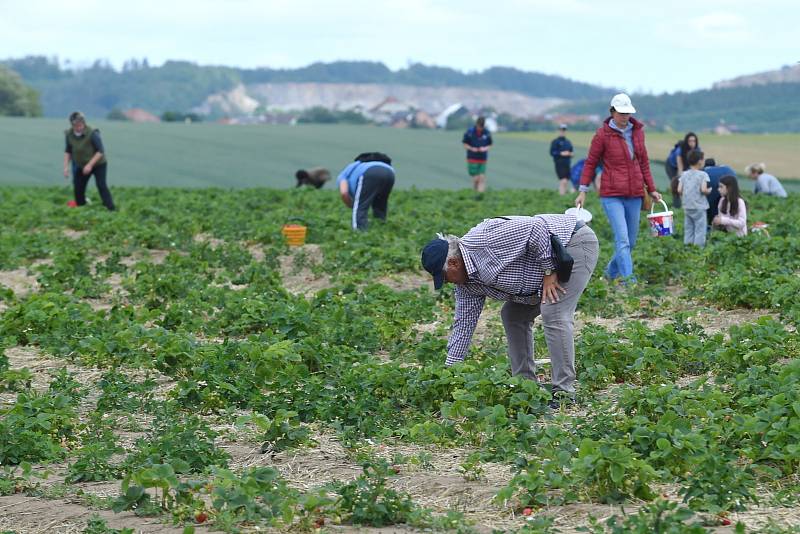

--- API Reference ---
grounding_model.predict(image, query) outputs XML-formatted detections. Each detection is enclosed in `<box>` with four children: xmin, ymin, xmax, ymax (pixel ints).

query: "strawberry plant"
<box><xmin>123</xmin><ymin>407</ymin><xmax>229</xmax><ymax>473</ymax></box>
<box><xmin>679</xmin><ymin>450</ymin><xmax>757</xmax><ymax>513</ymax></box>
<box><xmin>236</xmin><ymin>410</ymin><xmax>313</xmax><ymax>453</ymax></box>
<box><xmin>332</xmin><ymin>460</ymin><xmax>416</xmax><ymax>527</ymax></box>
<box><xmin>579</xmin><ymin>499</ymin><xmax>711</xmax><ymax>533</ymax></box>
<box><xmin>0</xmin><ymin>390</ymin><xmax>78</xmax><ymax>464</ymax></box>
<box><xmin>570</xmin><ymin>438</ymin><xmax>658</xmax><ymax>503</ymax></box>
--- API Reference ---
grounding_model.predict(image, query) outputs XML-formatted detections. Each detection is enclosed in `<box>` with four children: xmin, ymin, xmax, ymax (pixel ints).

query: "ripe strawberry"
<box><xmin>195</xmin><ymin>511</ymin><xmax>208</xmax><ymax>523</ymax></box>
<box><xmin>720</xmin><ymin>518</ymin><xmax>732</xmax><ymax>526</ymax></box>
<box><xmin>314</xmin><ymin>517</ymin><xmax>325</xmax><ymax>528</ymax></box>
<box><xmin>522</xmin><ymin>507</ymin><xmax>533</xmax><ymax>516</ymax></box>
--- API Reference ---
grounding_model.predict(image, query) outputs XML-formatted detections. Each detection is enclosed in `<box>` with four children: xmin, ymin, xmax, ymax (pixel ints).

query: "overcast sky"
<box><xmin>1</xmin><ymin>0</ymin><xmax>797</xmax><ymax>94</ymax></box>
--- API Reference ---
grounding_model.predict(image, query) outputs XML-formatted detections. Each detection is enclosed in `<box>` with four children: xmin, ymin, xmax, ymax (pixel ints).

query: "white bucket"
<box><xmin>646</xmin><ymin>199</ymin><xmax>673</xmax><ymax>237</ymax></box>
<box><xmin>564</xmin><ymin>206</ymin><xmax>592</xmax><ymax>223</ymax></box>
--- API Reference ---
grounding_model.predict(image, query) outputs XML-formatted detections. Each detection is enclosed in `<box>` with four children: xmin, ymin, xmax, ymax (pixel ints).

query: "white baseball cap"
<box><xmin>610</xmin><ymin>93</ymin><xmax>636</xmax><ymax>113</ymax></box>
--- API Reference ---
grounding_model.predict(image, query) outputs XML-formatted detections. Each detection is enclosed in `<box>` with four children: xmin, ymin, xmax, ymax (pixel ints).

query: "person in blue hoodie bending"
<box><xmin>337</xmin><ymin>152</ymin><xmax>396</xmax><ymax>230</ymax></box>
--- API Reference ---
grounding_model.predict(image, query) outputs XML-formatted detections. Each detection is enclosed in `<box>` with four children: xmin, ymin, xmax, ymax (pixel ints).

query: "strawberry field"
<box><xmin>1</xmin><ymin>186</ymin><xmax>799</xmax><ymax>534</ymax></box>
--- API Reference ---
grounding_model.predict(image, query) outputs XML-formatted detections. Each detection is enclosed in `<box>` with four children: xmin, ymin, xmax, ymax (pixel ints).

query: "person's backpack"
<box><xmin>666</xmin><ymin>142</ymin><xmax>681</xmax><ymax>168</ymax></box>
<box><xmin>354</xmin><ymin>152</ymin><xmax>392</xmax><ymax>165</ymax></box>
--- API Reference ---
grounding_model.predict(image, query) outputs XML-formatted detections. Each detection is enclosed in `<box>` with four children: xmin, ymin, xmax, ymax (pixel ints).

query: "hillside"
<box><xmin>563</xmin><ymin>81</ymin><xmax>800</xmax><ymax>133</ymax></box>
<box><xmin>714</xmin><ymin>63</ymin><xmax>800</xmax><ymax>89</ymax></box>
<box><xmin>0</xmin><ymin>56</ymin><xmax>612</xmax><ymax>119</ymax></box>
<box><xmin>198</xmin><ymin>82</ymin><xmax>565</xmax><ymax>117</ymax></box>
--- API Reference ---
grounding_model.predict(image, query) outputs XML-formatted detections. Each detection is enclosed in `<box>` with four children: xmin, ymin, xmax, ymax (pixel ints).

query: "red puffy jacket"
<box><xmin>580</xmin><ymin>117</ymin><xmax>657</xmax><ymax>198</ymax></box>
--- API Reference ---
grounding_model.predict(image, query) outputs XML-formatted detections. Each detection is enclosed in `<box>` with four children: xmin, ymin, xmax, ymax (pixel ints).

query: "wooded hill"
<box><xmin>564</xmin><ymin>82</ymin><xmax>800</xmax><ymax>133</ymax></box>
<box><xmin>4</xmin><ymin>56</ymin><xmax>798</xmax><ymax>132</ymax></box>
<box><xmin>0</xmin><ymin>56</ymin><xmax>612</xmax><ymax>119</ymax></box>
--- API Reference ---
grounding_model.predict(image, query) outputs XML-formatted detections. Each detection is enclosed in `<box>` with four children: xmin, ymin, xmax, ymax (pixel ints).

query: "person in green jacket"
<box><xmin>62</xmin><ymin>111</ymin><xmax>115</xmax><ymax>210</ymax></box>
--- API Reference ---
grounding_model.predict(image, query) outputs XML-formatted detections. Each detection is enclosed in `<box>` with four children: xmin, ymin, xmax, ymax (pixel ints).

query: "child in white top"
<box><xmin>713</xmin><ymin>175</ymin><xmax>747</xmax><ymax>236</ymax></box>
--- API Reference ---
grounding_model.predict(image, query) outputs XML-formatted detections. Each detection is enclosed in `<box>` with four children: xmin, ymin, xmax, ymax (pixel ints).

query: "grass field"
<box><xmin>509</xmin><ymin>131</ymin><xmax>800</xmax><ymax>182</ymax></box>
<box><xmin>0</xmin><ymin>118</ymin><xmax>662</xmax><ymax>191</ymax></box>
<box><xmin>4</xmin><ymin>117</ymin><xmax>798</xmax><ymax>193</ymax></box>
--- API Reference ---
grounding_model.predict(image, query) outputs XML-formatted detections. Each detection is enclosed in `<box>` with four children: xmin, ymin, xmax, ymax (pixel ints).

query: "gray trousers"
<box><xmin>500</xmin><ymin>225</ymin><xmax>599</xmax><ymax>395</ymax></box>
<box><xmin>683</xmin><ymin>209</ymin><xmax>707</xmax><ymax>246</ymax></box>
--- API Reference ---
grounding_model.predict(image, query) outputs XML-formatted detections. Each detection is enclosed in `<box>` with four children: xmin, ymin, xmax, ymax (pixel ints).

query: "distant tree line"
<box><xmin>2</xmin><ymin>56</ymin><xmax>798</xmax><ymax>132</ymax></box>
<box><xmin>1</xmin><ymin>56</ymin><xmax>238</xmax><ymax>119</ymax></box>
<box><xmin>0</xmin><ymin>56</ymin><xmax>613</xmax><ymax>119</ymax></box>
<box><xmin>563</xmin><ymin>82</ymin><xmax>800</xmax><ymax>133</ymax></box>
<box><xmin>296</xmin><ymin>106</ymin><xmax>368</xmax><ymax>125</ymax></box>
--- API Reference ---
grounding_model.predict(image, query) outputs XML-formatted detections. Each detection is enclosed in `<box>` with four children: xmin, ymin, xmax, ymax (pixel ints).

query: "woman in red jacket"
<box><xmin>575</xmin><ymin>94</ymin><xmax>661</xmax><ymax>284</ymax></box>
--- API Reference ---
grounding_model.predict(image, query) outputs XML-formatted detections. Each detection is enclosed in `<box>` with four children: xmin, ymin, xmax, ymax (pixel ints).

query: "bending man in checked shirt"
<box><xmin>421</xmin><ymin>215</ymin><xmax>599</xmax><ymax>403</ymax></box>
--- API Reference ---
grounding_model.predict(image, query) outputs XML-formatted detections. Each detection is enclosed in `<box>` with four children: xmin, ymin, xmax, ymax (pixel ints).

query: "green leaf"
<box><xmin>610</xmin><ymin>463</ymin><xmax>625</xmax><ymax>484</ymax></box>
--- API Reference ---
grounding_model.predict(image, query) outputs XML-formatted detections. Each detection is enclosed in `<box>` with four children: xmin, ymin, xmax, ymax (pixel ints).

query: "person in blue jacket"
<box><xmin>702</xmin><ymin>158</ymin><xmax>735</xmax><ymax>225</ymax></box>
<box><xmin>570</xmin><ymin>158</ymin><xmax>603</xmax><ymax>191</ymax></box>
<box><xmin>550</xmin><ymin>124</ymin><xmax>574</xmax><ymax>195</ymax></box>
<box><xmin>337</xmin><ymin>152</ymin><xmax>396</xmax><ymax>230</ymax></box>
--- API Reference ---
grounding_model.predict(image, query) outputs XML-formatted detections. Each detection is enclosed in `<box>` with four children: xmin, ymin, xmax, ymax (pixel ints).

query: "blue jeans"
<box><xmin>600</xmin><ymin>196</ymin><xmax>642</xmax><ymax>282</ymax></box>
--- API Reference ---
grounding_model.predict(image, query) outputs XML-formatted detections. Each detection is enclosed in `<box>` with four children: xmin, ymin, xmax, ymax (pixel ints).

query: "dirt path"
<box><xmin>0</xmin><ymin>268</ymin><xmax>39</xmax><ymax>297</ymax></box>
<box><xmin>0</xmin><ymin>493</ymin><xmax>205</xmax><ymax>533</ymax></box>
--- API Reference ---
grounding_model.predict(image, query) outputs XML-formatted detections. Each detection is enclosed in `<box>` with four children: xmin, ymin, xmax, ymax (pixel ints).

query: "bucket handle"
<box><xmin>285</xmin><ymin>216</ymin><xmax>306</xmax><ymax>225</ymax></box>
<box><xmin>650</xmin><ymin>199</ymin><xmax>670</xmax><ymax>215</ymax></box>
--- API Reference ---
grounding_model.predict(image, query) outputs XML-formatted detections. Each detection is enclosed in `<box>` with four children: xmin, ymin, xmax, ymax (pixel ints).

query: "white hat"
<box><xmin>610</xmin><ymin>93</ymin><xmax>636</xmax><ymax>113</ymax></box>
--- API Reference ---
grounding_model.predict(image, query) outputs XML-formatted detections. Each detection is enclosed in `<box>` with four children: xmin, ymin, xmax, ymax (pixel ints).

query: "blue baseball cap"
<box><xmin>421</xmin><ymin>238</ymin><xmax>448</xmax><ymax>289</ymax></box>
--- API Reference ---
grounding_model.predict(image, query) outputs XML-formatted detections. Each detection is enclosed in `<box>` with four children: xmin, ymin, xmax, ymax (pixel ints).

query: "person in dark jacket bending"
<box><xmin>62</xmin><ymin>111</ymin><xmax>115</xmax><ymax>210</ymax></box>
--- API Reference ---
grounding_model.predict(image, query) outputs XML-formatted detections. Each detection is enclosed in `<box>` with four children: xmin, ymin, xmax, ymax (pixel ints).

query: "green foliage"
<box><xmin>96</xmin><ymin>369</ymin><xmax>157</xmax><ymax>412</ymax></box>
<box><xmin>236</xmin><ymin>410</ymin><xmax>313</xmax><ymax>453</ymax></box>
<box><xmin>297</xmin><ymin>106</ymin><xmax>368</xmax><ymax>124</ymax></box>
<box><xmin>124</xmin><ymin>407</ymin><xmax>230</xmax><ymax>473</ymax></box>
<box><xmin>0</xmin><ymin>367</ymin><xmax>33</xmax><ymax>392</ymax></box>
<box><xmin>0</xmin><ymin>65</ymin><xmax>41</xmax><ymax>117</ymax></box>
<box><xmin>579</xmin><ymin>499</ymin><xmax>710</xmax><ymax>533</ymax></box>
<box><xmin>161</xmin><ymin>111</ymin><xmax>203</xmax><ymax>122</ymax></box>
<box><xmin>0</xmin><ymin>390</ymin><xmax>77</xmax><ymax>464</ymax></box>
<box><xmin>565</xmin><ymin>82</ymin><xmax>800</xmax><ymax>133</ymax></box>
<box><xmin>0</xmin><ymin>462</ymin><xmax>34</xmax><ymax>496</ymax></box>
<box><xmin>0</xmin><ymin>185</ymin><xmax>798</xmax><ymax>532</ymax></box>
<box><xmin>679</xmin><ymin>451</ymin><xmax>757</xmax><ymax>513</ymax></box>
<box><xmin>105</xmin><ymin>108</ymin><xmax>129</xmax><ymax>121</ymax></box>
<box><xmin>333</xmin><ymin>460</ymin><xmax>417</xmax><ymax>527</ymax></box>
<box><xmin>67</xmin><ymin>415</ymin><xmax>123</xmax><ymax>483</ymax></box>
<box><xmin>571</xmin><ymin>438</ymin><xmax>658</xmax><ymax>503</ymax></box>
<box><xmin>82</xmin><ymin>514</ymin><xmax>134</xmax><ymax>534</ymax></box>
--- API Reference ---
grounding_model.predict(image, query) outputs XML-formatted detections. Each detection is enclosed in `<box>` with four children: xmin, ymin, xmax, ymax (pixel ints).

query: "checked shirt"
<box><xmin>446</xmin><ymin>214</ymin><xmax>578</xmax><ymax>366</ymax></box>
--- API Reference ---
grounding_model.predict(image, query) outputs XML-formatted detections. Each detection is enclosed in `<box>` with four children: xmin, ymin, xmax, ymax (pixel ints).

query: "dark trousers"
<box><xmin>73</xmin><ymin>163</ymin><xmax>115</xmax><ymax>210</ymax></box>
<box><xmin>351</xmin><ymin>166</ymin><xmax>395</xmax><ymax>230</ymax></box>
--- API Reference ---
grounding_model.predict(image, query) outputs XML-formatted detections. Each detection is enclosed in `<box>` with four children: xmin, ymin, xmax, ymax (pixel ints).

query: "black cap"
<box><xmin>421</xmin><ymin>238</ymin><xmax>448</xmax><ymax>289</ymax></box>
